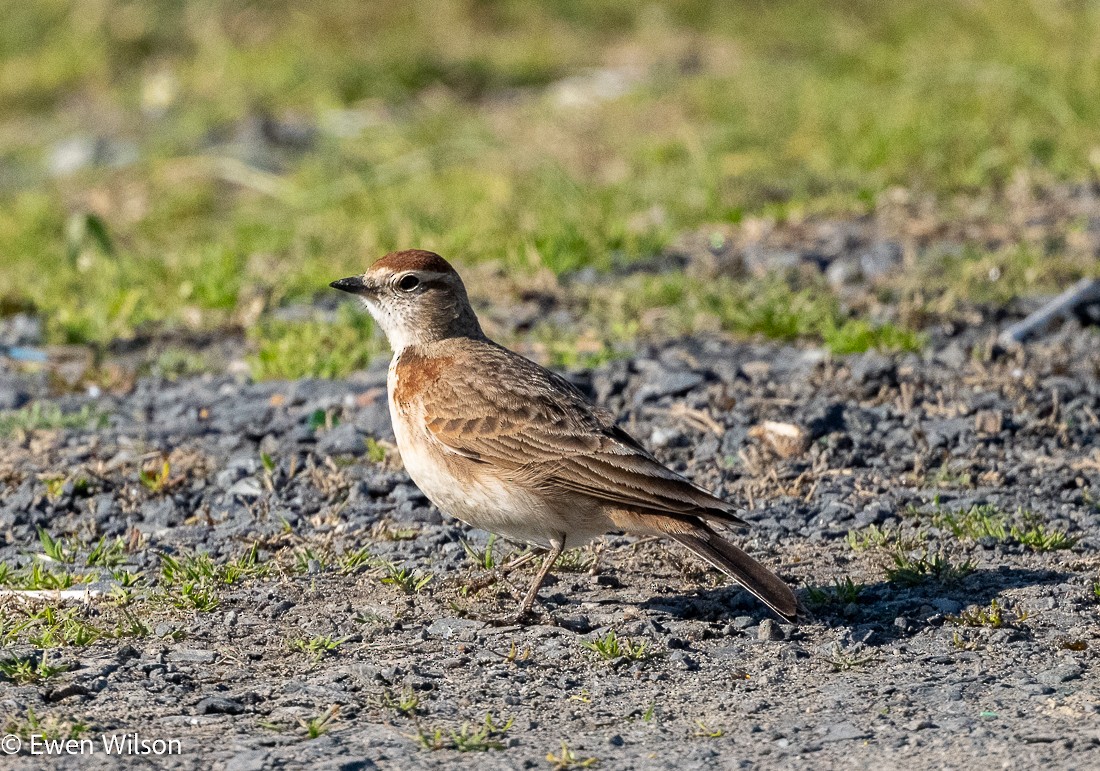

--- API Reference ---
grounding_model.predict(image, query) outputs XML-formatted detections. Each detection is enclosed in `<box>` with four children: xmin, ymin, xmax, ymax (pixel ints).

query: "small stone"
<box><xmin>906</xmin><ymin>719</ymin><xmax>936</xmax><ymax>731</ymax></box>
<box><xmin>222</xmin><ymin>750</ymin><xmax>270</xmax><ymax>771</ymax></box>
<box><xmin>1024</xmin><ymin>684</ymin><xmax>1055</xmax><ymax>697</ymax></box>
<box><xmin>49</xmin><ymin>136</ymin><xmax>99</xmax><ymax>176</ymax></box>
<box><xmin>116</xmin><ymin>645</ymin><xmax>140</xmax><ymax>661</ymax></box>
<box><xmin>140</xmin><ymin>498</ymin><xmax>181</xmax><ymax>528</ymax></box>
<box><xmin>317</xmin><ymin>423</ymin><xmax>367</xmax><ymax>456</ymax></box>
<box><xmin>668</xmin><ymin>650</ymin><xmax>699</xmax><ymax>671</ymax></box>
<box><xmin>749</xmin><ymin>421</ymin><xmax>810</xmax><ymax>459</ymax></box>
<box><xmin>758</xmin><ymin>619</ymin><xmax>783</xmax><ymax>641</ymax></box>
<box><xmin>974</xmin><ymin>410</ymin><xmax>1003</xmax><ymax>434</ymax></box>
<box><xmin>931</xmin><ymin>598</ymin><xmax>961</xmax><ymax>615</ymax></box>
<box><xmin>167</xmin><ymin>649</ymin><xmax>217</xmax><ymax>664</ymax></box>
<box><xmin>849</xmin><ymin>354</ymin><xmax>896</xmax><ymax>388</ymax></box>
<box><xmin>45</xmin><ymin>683</ymin><xmax>89</xmax><ymax>703</ymax></box>
<box><xmin>854</xmin><ymin>505</ymin><xmax>890</xmax><ymax>528</ymax></box>
<box><xmin>1036</xmin><ymin>663</ymin><xmax>1083</xmax><ymax>685</ymax></box>
<box><xmin>935</xmin><ymin>342</ymin><xmax>967</xmax><ymax>370</ymax></box>
<box><xmin>633</xmin><ymin>369</ymin><xmax>705</xmax><ymax>404</ymax></box>
<box><xmin>216</xmin><ymin>468</ymin><xmax>245</xmax><ymax>490</ymax></box>
<box><xmin>268</xmin><ymin>600</ymin><xmax>294</xmax><ymax>618</ymax></box>
<box><xmin>227</xmin><ymin>477</ymin><xmax>264</xmax><ymax>499</ymax></box>
<box><xmin>93</xmin><ymin>494</ymin><xmax>118</xmax><ymax>523</ymax></box>
<box><xmin>820</xmin><ymin>722</ymin><xmax>872</xmax><ymax>743</ymax></box>
<box><xmin>426</xmin><ymin>618</ymin><xmax>485</xmax><ymax>641</ymax></box>
<box><xmin>195</xmin><ymin>696</ymin><xmax>244</xmax><ymax>715</ymax></box>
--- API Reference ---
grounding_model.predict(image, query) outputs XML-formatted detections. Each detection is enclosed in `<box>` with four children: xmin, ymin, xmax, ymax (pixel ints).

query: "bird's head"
<box><xmin>330</xmin><ymin>249</ymin><xmax>483</xmax><ymax>351</ymax></box>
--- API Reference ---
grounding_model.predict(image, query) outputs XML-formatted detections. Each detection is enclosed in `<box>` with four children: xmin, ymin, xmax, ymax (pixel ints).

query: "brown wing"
<box><xmin>416</xmin><ymin>340</ymin><xmax>745</xmax><ymax>525</ymax></box>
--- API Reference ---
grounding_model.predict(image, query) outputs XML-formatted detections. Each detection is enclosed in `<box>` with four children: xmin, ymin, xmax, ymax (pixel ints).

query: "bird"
<box><xmin>331</xmin><ymin>249</ymin><xmax>799</xmax><ymax>622</ymax></box>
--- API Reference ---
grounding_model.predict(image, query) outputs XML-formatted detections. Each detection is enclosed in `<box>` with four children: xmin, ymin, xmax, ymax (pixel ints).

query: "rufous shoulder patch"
<box><xmin>393</xmin><ymin>348</ymin><xmax>453</xmax><ymax>405</ymax></box>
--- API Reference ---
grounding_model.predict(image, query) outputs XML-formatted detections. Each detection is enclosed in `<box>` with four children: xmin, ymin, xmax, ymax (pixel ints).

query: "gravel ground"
<box><xmin>0</xmin><ymin>322</ymin><xmax>1098</xmax><ymax>770</ymax></box>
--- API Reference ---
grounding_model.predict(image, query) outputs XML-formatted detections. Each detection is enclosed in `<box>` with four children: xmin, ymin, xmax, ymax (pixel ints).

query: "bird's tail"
<box><xmin>668</xmin><ymin>527</ymin><xmax>800</xmax><ymax>622</ymax></box>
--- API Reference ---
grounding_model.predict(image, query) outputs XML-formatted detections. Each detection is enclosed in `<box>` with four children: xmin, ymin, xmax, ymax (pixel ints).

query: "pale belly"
<box><xmin>387</xmin><ymin>357</ymin><xmax>608</xmax><ymax>549</ymax></box>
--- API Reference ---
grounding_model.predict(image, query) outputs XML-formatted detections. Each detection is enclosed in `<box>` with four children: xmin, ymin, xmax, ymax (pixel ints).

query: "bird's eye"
<box><xmin>396</xmin><ymin>274</ymin><xmax>421</xmax><ymax>292</ymax></box>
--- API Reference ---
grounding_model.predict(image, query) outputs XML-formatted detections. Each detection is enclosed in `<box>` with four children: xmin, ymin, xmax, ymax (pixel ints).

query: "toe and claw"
<box><xmin>468</xmin><ymin>538</ymin><xmax>565</xmax><ymax>626</ymax></box>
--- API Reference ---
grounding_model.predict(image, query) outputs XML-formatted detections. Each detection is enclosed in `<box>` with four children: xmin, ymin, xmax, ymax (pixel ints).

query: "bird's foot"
<box><xmin>462</xmin><ymin>570</ymin><xmax>504</xmax><ymax>596</ymax></box>
<box><xmin>460</xmin><ymin>550</ymin><xmax>542</xmax><ymax>596</ymax></box>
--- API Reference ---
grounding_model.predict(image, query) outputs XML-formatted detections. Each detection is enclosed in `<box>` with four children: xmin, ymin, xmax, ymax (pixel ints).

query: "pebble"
<box><xmin>168</xmin><ymin>649</ymin><xmax>218</xmax><ymax>664</ymax></box>
<box><xmin>819</xmin><ymin>722</ymin><xmax>872</xmax><ymax>743</ymax></box>
<box><xmin>317</xmin><ymin>423</ymin><xmax>367</xmax><ymax>456</ymax></box>
<box><xmin>426</xmin><ymin>618</ymin><xmax>485</xmax><ymax>641</ymax></box>
<box><xmin>195</xmin><ymin>696</ymin><xmax>244</xmax><ymax>715</ymax></box>
<box><xmin>757</xmin><ymin>620</ymin><xmax>783</xmax><ymax>641</ymax></box>
<box><xmin>1036</xmin><ymin>664</ymin><xmax>1083</xmax><ymax>685</ymax></box>
<box><xmin>227</xmin><ymin>477</ymin><xmax>264</xmax><ymax>499</ymax></box>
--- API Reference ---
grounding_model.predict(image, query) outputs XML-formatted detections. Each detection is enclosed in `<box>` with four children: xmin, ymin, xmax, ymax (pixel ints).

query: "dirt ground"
<box><xmin>1</xmin><ymin>314</ymin><xmax>1098</xmax><ymax>769</ymax></box>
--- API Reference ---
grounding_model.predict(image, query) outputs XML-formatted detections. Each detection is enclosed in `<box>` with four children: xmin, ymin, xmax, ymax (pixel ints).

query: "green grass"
<box><xmin>0</xmin><ymin>531</ymin><xmax>128</xmax><ymax>593</ymax></box>
<box><xmin>846</xmin><ymin>523</ymin><xmax>974</xmax><ymax>587</ymax></box>
<box><xmin>462</xmin><ymin>534</ymin><xmax>501</xmax><ymax>571</ymax></box>
<box><xmin>886</xmin><ymin>551</ymin><xmax>975</xmax><ymax>587</ymax></box>
<box><xmin>378</xmin><ymin>561</ymin><xmax>433</xmax><ymax>594</ymax></box>
<box><xmin>290</xmin><ymin>635</ymin><xmax>343</xmax><ymax>661</ymax></box>
<box><xmin>3</xmin><ymin>1</ymin><xmax>1100</xmax><ymax>360</ymax></box>
<box><xmin>156</xmin><ymin>545</ymin><xmax>272</xmax><ymax>612</ymax></box>
<box><xmin>554</xmin><ymin>548</ymin><xmax>597</xmax><ymax>573</ymax></box>
<box><xmin>805</xmin><ymin>576</ymin><xmax>865</xmax><ymax>609</ymax></box>
<box><xmin>587</xmin><ymin>273</ymin><xmax>925</xmax><ymax>354</ymax></box>
<box><xmin>248</xmin><ymin>305</ymin><xmax>382</xmax><ymax>380</ymax></box>
<box><xmin>3</xmin><ymin>707</ymin><xmax>88</xmax><ymax>744</ymax></box>
<box><xmin>0</xmin><ymin>653</ymin><xmax>67</xmax><ymax>684</ymax></box>
<box><xmin>413</xmin><ymin>713</ymin><xmax>514</xmax><ymax>752</ymax></box>
<box><xmin>582</xmin><ymin>630</ymin><xmax>648</xmax><ymax>662</ymax></box>
<box><xmin>0</xmin><ymin>404</ymin><xmax>107</xmax><ymax>436</ymax></box>
<box><xmin>945</xmin><ymin>598</ymin><xmax>1027</xmax><ymax>629</ymax></box>
<box><xmin>905</xmin><ymin>244</ymin><xmax>1100</xmax><ymax>313</ymax></box>
<box><xmin>822</xmin><ymin>644</ymin><xmax>880</xmax><ymax>672</ymax></box>
<box><xmin>298</xmin><ymin>707</ymin><xmax>340</xmax><ymax>740</ymax></box>
<box><xmin>373</xmin><ymin>686</ymin><xmax>421</xmax><ymax>718</ymax></box>
<box><xmin>0</xmin><ymin>605</ymin><xmax>103</xmax><ymax>648</ymax></box>
<box><xmin>928</xmin><ymin>504</ymin><xmax>1077</xmax><ymax>552</ymax></box>
<box><xmin>0</xmin><ymin>542</ymin><xmax>313</xmax><ymax>653</ymax></box>
<box><xmin>847</xmin><ymin>525</ymin><xmax>922</xmax><ymax>553</ymax></box>
<box><xmin>547</xmin><ymin>741</ymin><xmax>599</xmax><ymax>769</ymax></box>
<box><xmin>159</xmin><ymin>546</ymin><xmax>270</xmax><ymax>588</ymax></box>
<box><xmin>0</xmin><ymin>560</ymin><xmax>93</xmax><ymax>591</ymax></box>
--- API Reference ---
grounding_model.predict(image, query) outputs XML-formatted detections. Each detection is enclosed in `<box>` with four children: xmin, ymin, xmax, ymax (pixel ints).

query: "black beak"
<box><xmin>330</xmin><ymin>276</ymin><xmax>370</xmax><ymax>295</ymax></box>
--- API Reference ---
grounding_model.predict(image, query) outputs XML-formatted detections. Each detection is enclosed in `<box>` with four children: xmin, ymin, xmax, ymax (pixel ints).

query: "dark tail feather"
<box><xmin>670</xmin><ymin>528</ymin><xmax>800</xmax><ymax>622</ymax></box>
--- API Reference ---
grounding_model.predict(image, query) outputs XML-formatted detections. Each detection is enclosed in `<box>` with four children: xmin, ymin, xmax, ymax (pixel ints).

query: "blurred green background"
<box><xmin>2</xmin><ymin>0</ymin><xmax>1099</xmax><ymax>378</ymax></box>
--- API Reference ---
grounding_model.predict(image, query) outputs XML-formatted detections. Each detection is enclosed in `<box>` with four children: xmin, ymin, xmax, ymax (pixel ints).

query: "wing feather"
<box><xmin>415</xmin><ymin>340</ymin><xmax>744</xmax><ymax>525</ymax></box>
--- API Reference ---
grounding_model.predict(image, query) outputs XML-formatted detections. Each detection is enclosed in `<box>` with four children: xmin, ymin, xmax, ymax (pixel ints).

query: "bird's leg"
<box><xmin>463</xmin><ymin>548</ymin><xmax>542</xmax><ymax>595</ymax></box>
<box><xmin>500</xmin><ymin>549</ymin><xmax>542</xmax><ymax>572</ymax></box>
<box><xmin>510</xmin><ymin>538</ymin><xmax>564</xmax><ymax>623</ymax></box>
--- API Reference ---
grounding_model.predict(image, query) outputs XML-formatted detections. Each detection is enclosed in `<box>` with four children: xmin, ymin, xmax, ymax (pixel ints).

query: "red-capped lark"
<box><xmin>331</xmin><ymin>250</ymin><xmax>799</xmax><ymax>622</ymax></box>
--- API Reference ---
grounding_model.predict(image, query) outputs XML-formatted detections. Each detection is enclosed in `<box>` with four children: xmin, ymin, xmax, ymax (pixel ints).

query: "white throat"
<box><xmin>361</xmin><ymin>297</ymin><xmax>417</xmax><ymax>352</ymax></box>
